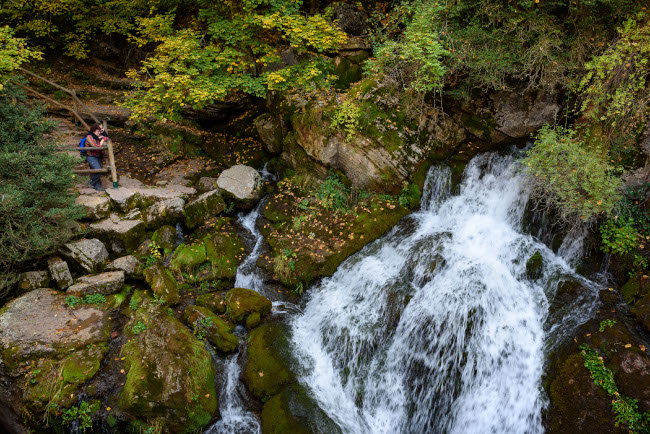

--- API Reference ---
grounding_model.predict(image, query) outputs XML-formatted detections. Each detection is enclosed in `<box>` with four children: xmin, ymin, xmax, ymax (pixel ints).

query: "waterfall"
<box><xmin>234</xmin><ymin>200</ymin><xmax>266</xmax><ymax>292</ymax></box>
<box><xmin>290</xmin><ymin>153</ymin><xmax>600</xmax><ymax>434</ymax></box>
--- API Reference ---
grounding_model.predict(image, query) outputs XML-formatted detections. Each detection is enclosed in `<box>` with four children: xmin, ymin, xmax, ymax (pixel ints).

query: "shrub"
<box><xmin>0</xmin><ymin>84</ymin><xmax>84</xmax><ymax>295</ymax></box>
<box><xmin>522</xmin><ymin>125</ymin><xmax>623</xmax><ymax>225</ymax></box>
<box><xmin>329</xmin><ymin>100</ymin><xmax>361</xmax><ymax>142</ymax></box>
<box><xmin>315</xmin><ymin>172</ymin><xmax>350</xmax><ymax>212</ymax></box>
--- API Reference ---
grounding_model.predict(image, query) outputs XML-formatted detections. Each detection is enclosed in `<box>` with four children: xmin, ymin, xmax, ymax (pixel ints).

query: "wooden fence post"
<box><xmin>106</xmin><ymin>139</ymin><xmax>118</xmax><ymax>188</ymax></box>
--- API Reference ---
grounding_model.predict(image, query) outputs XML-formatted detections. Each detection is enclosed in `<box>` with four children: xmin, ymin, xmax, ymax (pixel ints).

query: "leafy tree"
<box><xmin>521</xmin><ymin>125</ymin><xmax>623</xmax><ymax>225</ymax></box>
<box><xmin>0</xmin><ymin>26</ymin><xmax>42</xmax><ymax>88</ymax></box>
<box><xmin>123</xmin><ymin>0</ymin><xmax>347</xmax><ymax>122</ymax></box>
<box><xmin>0</xmin><ymin>84</ymin><xmax>84</xmax><ymax>295</ymax></box>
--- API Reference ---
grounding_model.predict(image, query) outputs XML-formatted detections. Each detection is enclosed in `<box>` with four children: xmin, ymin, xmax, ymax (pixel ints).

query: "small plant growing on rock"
<box><xmin>329</xmin><ymin>100</ymin><xmax>361</xmax><ymax>142</ymax></box>
<box><xmin>599</xmin><ymin>319</ymin><xmax>617</xmax><ymax>332</ymax></box>
<box><xmin>143</xmin><ymin>241</ymin><xmax>163</xmax><ymax>267</ymax></box>
<box><xmin>61</xmin><ymin>401</ymin><xmax>99</xmax><ymax>432</ymax></box>
<box><xmin>274</xmin><ymin>248</ymin><xmax>297</xmax><ymax>284</ymax></box>
<box><xmin>132</xmin><ymin>320</ymin><xmax>147</xmax><ymax>335</ymax></box>
<box><xmin>65</xmin><ymin>294</ymin><xmax>106</xmax><ymax>308</ymax></box>
<box><xmin>193</xmin><ymin>316</ymin><xmax>214</xmax><ymax>340</ymax></box>
<box><xmin>316</xmin><ymin>172</ymin><xmax>350</xmax><ymax>212</ymax></box>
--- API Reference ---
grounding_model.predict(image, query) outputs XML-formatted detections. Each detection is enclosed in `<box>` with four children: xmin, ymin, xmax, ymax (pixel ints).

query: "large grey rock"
<box><xmin>143</xmin><ymin>197</ymin><xmax>185</xmax><ymax>228</ymax></box>
<box><xmin>107</xmin><ymin>255</ymin><xmax>143</xmax><ymax>278</ymax></box>
<box><xmin>90</xmin><ymin>214</ymin><xmax>146</xmax><ymax>254</ymax></box>
<box><xmin>75</xmin><ymin>195</ymin><xmax>111</xmax><ymax>220</ymax></box>
<box><xmin>183</xmin><ymin>189</ymin><xmax>226</xmax><ymax>229</ymax></box>
<box><xmin>59</xmin><ymin>238</ymin><xmax>109</xmax><ymax>273</ymax></box>
<box><xmin>491</xmin><ymin>90</ymin><xmax>560</xmax><ymax>139</ymax></box>
<box><xmin>106</xmin><ymin>185</ymin><xmax>196</xmax><ymax>213</ymax></box>
<box><xmin>47</xmin><ymin>257</ymin><xmax>73</xmax><ymax>290</ymax></box>
<box><xmin>67</xmin><ymin>271</ymin><xmax>125</xmax><ymax>296</ymax></box>
<box><xmin>17</xmin><ymin>271</ymin><xmax>50</xmax><ymax>293</ymax></box>
<box><xmin>254</xmin><ymin>114</ymin><xmax>283</xmax><ymax>154</ymax></box>
<box><xmin>217</xmin><ymin>165</ymin><xmax>263</xmax><ymax>200</ymax></box>
<box><xmin>0</xmin><ymin>288</ymin><xmax>110</xmax><ymax>361</ymax></box>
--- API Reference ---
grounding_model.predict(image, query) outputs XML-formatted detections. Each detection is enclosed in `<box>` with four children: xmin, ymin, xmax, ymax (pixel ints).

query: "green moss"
<box><xmin>261</xmin><ymin>388</ymin><xmax>311</xmax><ymax>434</ymax></box>
<box><xmin>169</xmin><ymin>242</ymin><xmax>207</xmax><ymax>273</ymax></box>
<box><xmin>183</xmin><ymin>305</ymin><xmax>238</xmax><ymax>353</ymax></box>
<box><xmin>621</xmin><ymin>277</ymin><xmax>649</xmax><ymax>304</ymax></box>
<box><xmin>226</xmin><ymin>287</ymin><xmax>272</xmax><ymax>323</ymax></box>
<box><xmin>245</xmin><ymin>323</ymin><xmax>294</xmax><ymax>399</ymax></box>
<box><xmin>143</xmin><ymin>263</ymin><xmax>180</xmax><ymax>305</ymax></box>
<box><xmin>196</xmin><ymin>292</ymin><xmax>227</xmax><ymax>314</ymax></box>
<box><xmin>203</xmin><ymin>229</ymin><xmax>244</xmax><ymax>280</ymax></box>
<box><xmin>526</xmin><ymin>251</ymin><xmax>543</xmax><ymax>279</ymax></box>
<box><xmin>183</xmin><ymin>191</ymin><xmax>226</xmax><ymax>230</ymax></box>
<box><xmin>246</xmin><ymin>312</ymin><xmax>261</xmax><ymax>329</ymax></box>
<box><xmin>151</xmin><ymin>225</ymin><xmax>177</xmax><ymax>255</ymax></box>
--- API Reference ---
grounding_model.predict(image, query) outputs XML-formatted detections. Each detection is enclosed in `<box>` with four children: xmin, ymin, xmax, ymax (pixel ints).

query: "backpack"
<box><xmin>79</xmin><ymin>137</ymin><xmax>87</xmax><ymax>157</ymax></box>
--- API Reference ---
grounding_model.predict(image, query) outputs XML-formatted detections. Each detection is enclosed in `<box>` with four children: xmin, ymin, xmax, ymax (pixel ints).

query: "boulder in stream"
<box><xmin>183</xmin><ymin>189</ymin><xmax>226</xmax><ymax>229</ymax></box>
<box><xmin>225</xmin><ymin>287</ymin><xmax>272</xmax><ymax>323</ymax></box>
<box><xmin>90</xmin><ymin>214</ymin><xmax>146</xmax><ymax>255</ymax></box>
<box><xmin>75</xmin><ymin>194</ymin><xmax>111</xmax><ymax>220</ymax></box>
<box><xmin>151</xmin><ymin>224</ymin><xmax>178</xmax><ymax>256</ymax></box>
<box><xmin>107</xmin><ymin>255</ymin><xmax>143</xmax><ymax>279</ymax></box>
<box><xmin>143</xmin><ymin>197</ymin><xmax>185</xmax><ymax>228</ymax></box>
<box><xmin>143</xmin><ymin>263</ymin><xmax>180</xmax><ymax>305</ymax></box>
<box><xmin>217</xmin><ymin>164</ymin><xmax>263</xmax><ymax>204</ymax></box>
<box><xmin>169</xmin><ymin>242</ymin><xmax>207</xmax><ymax>274</ymax></box>
<box><xmin>244</xmin><ymin>322</ymin><xmax>294</xmax><ymax>399</ymax></box>
<box><xmin>195</xmin><ymin>292</ymin><xmax>227</xmax><ymax>314</ymax></box>
<box><xmin>183</xmin><ymin>305</ymin><xmax>238</xmax><ymax>353</ymax></box>
<box><xmin>16</xmin><ymin>270</ymin><xmax>50</xmax><ymax>293</ymax></box>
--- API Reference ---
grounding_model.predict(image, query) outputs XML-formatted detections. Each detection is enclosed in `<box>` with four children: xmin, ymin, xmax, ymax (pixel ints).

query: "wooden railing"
<box><xmin>20</xmin><ymin>67</ymin><xmax>119</xmax><ymax>188</ymax></box>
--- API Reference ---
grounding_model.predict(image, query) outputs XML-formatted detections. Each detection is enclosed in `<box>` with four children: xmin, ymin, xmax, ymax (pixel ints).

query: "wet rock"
<box><xmin>169</xmin><ymin>242</ymin><xmax>207</xmax><ymax>274</ymax></box>
<box><xmin>134</xmin><ymin>239</ymin><xmax>154</xmax><ymax>261</ymax></box>
<box><xmin>246</xmin><ymin>312</ymin><xmax>261</xmax><ymax>329</ymax></box>
<box><xmin>67</xmin><ymin>271</ymin><xmax>125</xmax><ymax>296</ymax></box>
<box><xmin>143</xmin><ymin>263</ymin><xmax>180</xmax><ymax>305</ymax></box>
<box><xmin>631</xmin><ymin>292</ymin><xmax>650</xmax><ymax>332</ymax></box>
<box><xmin>244</xmin><ymin>323</ymin><xmax>294</xmax><ymax>399</ymax></box>
<box><xmin>255</xmin><ymin>114</ymin><xmax>283</xmax><ymax>154</ymax></box>
<box><xmin>120</xmin><ymin>295</ymin><xmax>217</xmax><ymax>432</ymax></box>
<box><xmin>106</xmin><ymin>185</ymin><xmax>196</xmax><ymax>213</ymax></box>
<box><xmin>195</xmin><ymin>292</ymin><xmax>227</xmax><ymax>314</ymax></box>
<box><xmin>0</xmin><ymin>289</ymin><xmax>111</xmax><ymax>413</ymax></box>
<box><xmin>261</xmin><ymin>384</ymin><xmax>343</xmax><ymax>434</ymax></box>
<box><xmin>197</xmin><ymin>176</ymin><xmax>219</xmax><ymax>193</ymax></box>
<box><xmin>183</xmin><ymin>190</ymin><xmax>226</xmax><ymax>229</ymax></box>
<box><xmin>526</xmin><ymin>251</ymin><xmax>543</xmax><ymax>279</ymax></box>
<box><xmin>143</xmin><ymin>197</ymin><xmax>185</xmax><ymax>228</ymax></box>
<box><xmin>217</xmin><ymin>165</ymin><xmax>263</xmax><ymax>201</ymax></box>
<box><xmin>226</xmin><ymin>287</ymin><xmax>272</xmax><ymax>323</ymax></box>
<box><xmin>183</xmin><ymin>305</ymin><xmax>238</xmax><ymax>353</ymax></box>
<box><xmin>151</xmin><ymin>225</ymin><xmax>177</xmax><ymax>255</ymax></box>
<box><xmin>90</xmin><ymin>214</ymin><xmax>146</xmax><ymax>254</ymax></box>
<box><xmin>491</xmin><ymin>90</ymin><xmax>561</xmax><ymax>140</ymax></box>
<box><xmin>107</xmin><ymin>255</ymin><xmax>142</xmax><ymax>278</ymax></box>
<box><xmin>621</xmin><ymin>275</ymin><xmax>650</xmax><ymax>304</ymax></box>
<box><xmin>47</xmin><ymin>257</ymin><xmax>73</xmax><ymax>290</ymax></box>
<box><xmin>17</xmin><ymin>271</ymin><xmax>50</xmax><ymax>293</ymax></box>
<box><xmin>75</xmin><ymin>195</ymin><xmax>111</xmax><ymax>220</ymax></box>
<box><xmin>333</xmin><ymin>3</ymin><xmax>369</xmax><ymax>36</ymax></box>
<box><xmin>202</xmin><ymin>223</ymin><xmax>246</xmax><ymax>280</ymax></box>
<box><xmin>59</xmin><ymin>238</ymin><xmax>109</xmax><ymax>273</ymax></box>
<box><xmin>611</xmin><ymin>348</ymin><xmax>650</xmax><ymax>412</ymax></box>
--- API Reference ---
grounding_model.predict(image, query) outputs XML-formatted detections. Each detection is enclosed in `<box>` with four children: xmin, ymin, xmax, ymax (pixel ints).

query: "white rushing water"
<box><xmin>291</xmin><ymin>153</ymin><xmax>600</xmax><ymax>434</ymax></box>
<box><xmin>234</xmin><ymin>200</ymin><xmax>266</xmax><ymax>292</ymax></box>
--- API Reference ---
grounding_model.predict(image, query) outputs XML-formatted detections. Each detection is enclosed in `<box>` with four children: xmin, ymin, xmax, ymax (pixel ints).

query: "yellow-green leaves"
<box><xmin>0</xmin><ymin>26</ymin><xmax>42</xmax><ymax>89</ymax></box>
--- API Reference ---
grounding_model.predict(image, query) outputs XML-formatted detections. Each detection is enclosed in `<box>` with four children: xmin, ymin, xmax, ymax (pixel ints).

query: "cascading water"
<box><xmin>290</xmin><ymin>152</ymin><xmax>601</xmax><ymax>434</ymax></box>
<box><xmin>234</xmin><ymin>200</ymin><xmax>266</xmax><ymax>292</ymax></box>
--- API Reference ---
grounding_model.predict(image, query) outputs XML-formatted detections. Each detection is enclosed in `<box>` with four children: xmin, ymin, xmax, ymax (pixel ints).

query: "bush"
<box><xmin>522</xmin><ymin>125</ymin><xmax>623</xmax><ymax>225</ymax></box>
<box><xmin>0</xmin><ymin>84</ymin><xmax>84</xmax><ymax>294</ymax></box>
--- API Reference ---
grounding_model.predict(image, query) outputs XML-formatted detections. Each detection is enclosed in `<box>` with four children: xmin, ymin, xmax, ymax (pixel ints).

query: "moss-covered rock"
<box><xmin>244</xmin><ymin>323</ymin><xmax>294</xmax><ymax>399</ymax></box>
<box><xmin>526</xmin><ymin>251</ymin><xmax>543</xmax><ymax>279</ymax></box>
<box><xmin>183</xmin><ymin>305</ymin><xmax>238</xmax><ymax>353</ymax></box>
<box><xmin>621</xmin><ymin>275</ymin><xmax>650</xmax><ymax>304</ymax></box>
<box><xmin>226</xmin><ymin>287</ymin><xmax>272</xmax><ymax>323</ymax></box>
<box><xmin>261</xmin><ymin>384</ymin><xmax>343</xmax><ymax>434</ymax></box>
<box><xmin>119</xmin><ymin>295</ymin><xmax>218</xmax><ymax>432</ymax></box>
<box><xmin>631</xmin><ymin>292</ymin><xmax>650</xmax><ymax>332</ymax></box>
<box><xmin>183</xmin><ymin>190</ymin><xmax>227</xmax><ymax>229</ymax></box>
<box><xmin>151</xmin><ymin>225</ymin><xmax>177</xmax><ymax>256</ymax></box>
<box><xmin>202</xmin><ymin>223</ymin><xmax>246</xmax><ymax>280</ymax></box>
<box><xmin>169</xmin><ymin>242</ymin><xmax>207</xmax><ymax>274</ymax></box>
<box><xmin>196</xmin><ymin>292</ymin><xmax>227</xmax><ymax>314</ymax></box>
<box><xmin>143</xmin><ymin>263</ymin><xmax>180</xmax><ymax>305</ymax></box>
<box><xmin>246</xmin><ymin>312</ymin><xmax>261</xmax><ymax>329</ymax></box>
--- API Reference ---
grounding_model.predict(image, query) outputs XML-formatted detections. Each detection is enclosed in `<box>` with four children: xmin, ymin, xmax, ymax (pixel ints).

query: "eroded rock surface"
<box><xmin>67</xmin><ymin>271</ymin><xmax>125</xmax><ymax>296</ymax></box>
<box><xmin>59</xmin><ymin>238</ymin><xmax>109</xmax><ymax>273</ymax></box>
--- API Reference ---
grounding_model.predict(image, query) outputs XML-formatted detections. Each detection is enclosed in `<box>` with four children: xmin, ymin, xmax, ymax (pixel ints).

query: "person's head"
<box><xmin>90</xmin><ymin>123</ymin><xmax>103</xmax><ymax>134</ymax></box>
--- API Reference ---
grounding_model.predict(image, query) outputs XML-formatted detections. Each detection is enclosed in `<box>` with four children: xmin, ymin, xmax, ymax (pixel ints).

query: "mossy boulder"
<box><xmin>120</xmin><ymin>295</ymin><xmax>218</xmax><ymax>432</ymax></box>
<box><xmin>621</xmin><ymin>275</ymin><xmax>650</xmax><ymax>304</ymax></box>
<box><xmin>202</xmin><ymin>226</ymin><xmax>246</xmax><ymax>280</ymax></box>
<box><xmin>225</xmin><ymin>287</ymin><xmax>272</xmax><ymax>323</ymax></box>
<box><xmin>526</xmin><ymin>251</ymin><xmax>543</xmax><ymax>279</ymax></box>
<box><xmin>151</xmin><ymin>225</ymin><xmax>177</xmax><ymax>256</ymax></box>
<box><xmin>261</xmin><ymin>385</ymin><xmax>343</xmax><ymax>434</ymax></box>
<box><xmin>169</xmin><ymin>242</ymin><xmax>207</xmax><ymax>274</ymax></box>
<box><xmin>143</xmin><ymin>263</ymin><xmax>180</xmax><ymax>305</ymax></box>
<box><xmin>246</xmin><ymin>312</ymin><xmax>261</xmax><ymax>329</ymax></box>
<box><xmin>631</xmin><ymin>292</ymin><xmax>650</xmax><ymax>332</ymax></box>
<box><xmin>183</xmin><ymin>190</ymin><xmax>227</xmax><ymax>229</ymax></box>
<box><xmin>183</xmin><ymin>305</ymin><xmax>238</xmax><ymax>353</ymax></box>
<box><xmin>244</xmin><ymin>323</ymin><xmax>294</xmax><ymax>399</ymax></box>
<box><xmin>196</xmin><ymin>292</ymin><xmax>227</xmax><ymax>314</ymax></box>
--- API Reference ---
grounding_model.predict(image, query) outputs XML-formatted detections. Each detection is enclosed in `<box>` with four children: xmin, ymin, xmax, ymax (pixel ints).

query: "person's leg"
<box><xmin>86</xmin><ymin>156</ymin><xmax>103</xmax><ymax>190</ymax></box>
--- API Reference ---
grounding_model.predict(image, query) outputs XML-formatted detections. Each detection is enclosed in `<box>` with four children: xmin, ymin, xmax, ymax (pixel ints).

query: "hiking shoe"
<box><xmin>94</xmin><ymin>186</ymin><xmax>106</xmax><ymax>192</ymax></box>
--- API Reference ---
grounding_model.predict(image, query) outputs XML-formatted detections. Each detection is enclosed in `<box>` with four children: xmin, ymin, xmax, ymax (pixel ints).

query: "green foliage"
<box><xmin>398</xmin><ymin>182</ymin><xmax>421</xmax><ymax>209</ymax></box>
<box><xmin>273</xmin><ymin>248</ymin><xmax>296</xmax><ymax>284</ymax></box>
<box><xmin>65</xmin><ymin>294</ymin><xmax>107</xmax><ymax>308</ymax></box>
<box><xmin>580</xmin><ymin>344</ymin><xmax>650</xmax><ymax>432</ymax></box>
<box><xmin>522</xmin><ymin>125</ymin><xmax>623</xmax><ymax>224</ymax></box>
<box><xmin>193</xmin><ymin>316</ymin><xmax>214</xmax><ymax>341</ymax></box>
<box><xmin>0</xmin><ymin>84</ymin><xmax>83</xmax><ymax>293</ymax></box>
<box><xmin>0</xmin><ymin>27</ymin><xmax>41</xmax><ymax>88</ymax></box>
<box><xmin>329</xmin><ymin>100</ymin><xmax>361</xmax><ymax>142</ymax></box>
<box><xmin>599</xmin><ymin>319</ymin><xmax>617</xmax><ymax>332</ymax></box>
<box><xmin>61</xmin><ymin>401</ymin><xmax>99</xmax><ymax>432</ymax></box>
<box><xmin>123</xmin><ymin>1</ymin><xmax>347</xmax><ymax>122</ymax></box>
<box><xmin>316</xmin><ymin>172</ymin><xmax>350</xmax><ymax>212</ymax></box>
<box><xmin>132</xmin><ymin>320</ymin><xmax>147</xmax><ymax>335</ymax></box>
<box><xmin>128</xmin><ymin>295</ymin><xmax>139</xmax><ymax>311</ymax></box>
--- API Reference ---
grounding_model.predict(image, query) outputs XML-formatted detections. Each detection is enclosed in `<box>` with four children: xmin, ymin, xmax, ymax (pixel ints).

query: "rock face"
<box><xmin>75</xmin><ymin>195</ymin><xmax>111</xmax><ymax>220</ymax></box>
<box><xmin>0</xmin><ymin>289</ymin><xmax>111</xmax><ymax>413</ymax></box>
<box><xmin>47</xmin><ymin>257</ymin><xmax>73</xmax><ymax>290</ymax></box>
<box><xmin>169</xmin><ymin>242</ymin><xmax>207</xmax><ymax>273</ymax></box>
<box><xmin>197</xmin><ymin>176</ymin><xmax>219</xmax><ymax>193</ymax></box>
<box><xmin>143</xmin><ymin>263</ymin><xmax>180</xmax><ymax>305</ymax></box>
<box><xmin>90</xmin><ymin>214</ymin><xmax>146</xmax><ymax>254</ymax></box>
<box><xmin>107</xmin><ymin>255</ymin><xmax>142</xmax><ymax>278</ymax></box>
<box><xmin>217</xmin><ymin>165</ymin><xmax>263</xmax><ymax>200</ymax></box>
<box><xmin>183</xmin><ymin>189</ymin><xmax>226</xmax><ymax>229</ymax></box>
<box><xmin>151</xmin><ymin>224</ymin><xmax>177</xmax><ymax>255</ymax></box>
<box><xmin>255</xmin><ymin>114</ymin><xmax>283</xmax><ymax>154</ymax></box>
<box><xmin>106</xmin><ymin>185</ymin><xmax>196</xmax><ymax>213</ymax></box>
<box><xmin>143</xmin><ymin>197</ymin><xmax>185</xmax><ymax>228</ymax></box>
<box><xmin>195</xmin><ymin>292</ymin><xmax>227</xmax><ymax>314</ymax></box>
<box><xmin>17</xmin><ymin>271</ymin><xmax>50</xmax><ymax>293</ymax></box>
<box><xmin>59</xmin><ymin>238</ymin><xmax>109</xmax><ymax>273</ymax></box>
<box><xmin>67</xmin><ymin>271</ymin><xmax>125</xmax><ymax>296</ymax></box>
<box><xmin>244</xmin><ymin>323</ymin><xmax>294</xmax><ymax>399</ymax></box>
<box><xmin>226</xmin><ymin>287</ymin><xmax>272</xmax><ymax>323</ymax></box>
<box><xmin>183</xmin><ymin>305</ymin><xmax>238</xmax><ymax>353</ymax></box>
<box><xmin>491</xmin><ymin>90</ymin><xmax>561</xmax><ymax>140</ymax></box>
<box><xmin>120</xmin><ymin>295</ymin><xmax>217</xmax><ymax>432</ymax></box>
